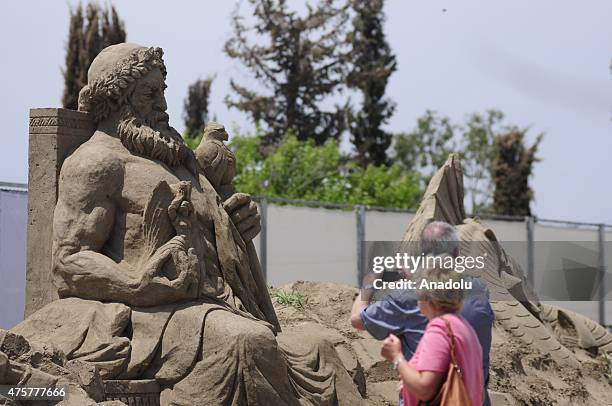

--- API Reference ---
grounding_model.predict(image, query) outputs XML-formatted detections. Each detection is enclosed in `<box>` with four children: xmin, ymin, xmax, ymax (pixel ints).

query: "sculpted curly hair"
<box><xmin>77</xmin><ymin>47</ymin><xmax>167</xmax><ymax>123</ymax></box>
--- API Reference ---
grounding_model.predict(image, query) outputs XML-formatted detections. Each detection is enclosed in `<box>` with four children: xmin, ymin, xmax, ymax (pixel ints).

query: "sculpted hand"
<box><xmin>381</xmin><ymin>334</ymin><xmax>402</xmax><ymax>362</ymax></box>
<box><xmin>223</xmin><ymin>192</ymin><xmax>261</xmax><ymax>242</ymax></box>
<box><xmin>138</xmin><ymin>235</ymin><xmax>187</xmax><ymax>288</ymax></box>
<box><xmin>168</xmin><ymin>181</ymin><xmax>193</xmax><ymax>236</ymax></box>
<box><xmin>166</xmin><ymin>247</ymin><xmax>199</xmax><ymax>295</ymax></box>
<box><xmin>135</xmin><ymin>236</ymin><xmax>199</xmax><ymax>303</ymax></box>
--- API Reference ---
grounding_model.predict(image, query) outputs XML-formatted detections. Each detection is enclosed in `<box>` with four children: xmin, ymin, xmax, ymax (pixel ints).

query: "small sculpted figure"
<box><xmin>194</xmin><ymin>122</ymin><xmax>262</xmax><ymax>242</ymax></box>
<box><xmin>194</xmin><ymin>122</ymin><xmax>236</xmax><ymax>198</ymax></box>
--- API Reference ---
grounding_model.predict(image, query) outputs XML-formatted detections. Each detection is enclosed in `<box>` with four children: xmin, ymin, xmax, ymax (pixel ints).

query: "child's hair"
<box><xmin>416</xmin><ymin>257</ymin><xmax>464</xmax><ymax>313</ymax></box>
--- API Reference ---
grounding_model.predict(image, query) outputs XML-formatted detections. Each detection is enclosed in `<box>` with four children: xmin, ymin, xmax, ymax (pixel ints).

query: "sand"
<box><xmin>274</xmin><ymin>281</ymin><xmax>612</xmax><ymax>406</ymax></box>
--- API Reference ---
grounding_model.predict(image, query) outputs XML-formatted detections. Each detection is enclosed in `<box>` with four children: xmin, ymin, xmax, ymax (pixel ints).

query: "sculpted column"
<box><xmin>26</xmin><ymin>108</ymin><xmax>94</xmax><ymax>317</ymax></box>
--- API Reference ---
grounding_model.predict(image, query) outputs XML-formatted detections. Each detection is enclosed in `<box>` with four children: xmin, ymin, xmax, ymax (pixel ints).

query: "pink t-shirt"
<box><xmin>402</xmin><ymin>313</ymin><xmax>484</xmax><ymax>406</ymax></box>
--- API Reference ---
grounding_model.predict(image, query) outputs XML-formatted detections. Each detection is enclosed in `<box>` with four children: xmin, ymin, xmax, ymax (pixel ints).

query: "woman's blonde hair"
<box><xmin>416</xmin><ymin>257</ymin><xmax>464</xmax><ymax>313</ymax></box>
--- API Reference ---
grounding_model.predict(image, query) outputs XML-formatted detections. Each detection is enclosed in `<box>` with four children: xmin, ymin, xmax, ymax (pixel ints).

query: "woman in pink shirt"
<box><xmin>381</xmin><ymin>266</ymin><xmax>484</xmax><ymax>406</ymax></box>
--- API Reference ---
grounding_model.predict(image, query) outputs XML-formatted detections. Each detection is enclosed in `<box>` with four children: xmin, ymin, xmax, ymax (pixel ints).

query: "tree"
<box><xmin>226</xmin><ymin>132</ymin><xmax>421</xmax><ymax>209</ymax></box>
<box><xmin>61</xmin><ymin>3</ymin><xmax>84</xmax><ymax>110</ymax></box>
<box><xmin>101</xmin><ymin>6</ymin><xmax>125</xmax><ymax>47</ymax></box>
<box><xmin>346</xmin><ymin>0</ymin><xmax>396</xmax><ymax>167</ymax></box>
<box><xmin>78</xmin><ymin>4</ymin><xmax>102</xmax><ymax>93</ymax></box>
<box><xmin>224</xmin><ymin>0</ymin><xmax>350</xmax><ymax>146</ymax></box>
<box><xmin>61</xmin><ymin>3</ymin><xmax>126</xmax><ymax>110</ymax></box>
<box><xmin>183</xmin><ymin>77</ymin><xmax>214</xmax><ymax>139</ymax></box>
<box><xmin>393</xmin><ymin>109</ymin><xmax>509</xmax><ymax>213</ymax></box>
<box><xmin>492</xmin><ymin>131</ymin><xmax>543</xmax><ymax>216</ymax></box>
<box><xmin>393</xmin><ymin>110</ymin><xmax>456</xmax><ymax>184</ymax></box>
<box><xmin>460</xmin><ymin>110</ymin><xmax>505</xmax><ymax>213</ymax></box>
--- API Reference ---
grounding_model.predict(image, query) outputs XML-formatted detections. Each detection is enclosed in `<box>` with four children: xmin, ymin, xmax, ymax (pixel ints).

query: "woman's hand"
<box><xmin>382</xmin><ymin>334</ymin><xmax>445</xmax><ymax>402</ymax></box>
<box><xmin>381</xmin><ymin>334</ymin><xmax>402</xmax><ymax>362</ymax></box>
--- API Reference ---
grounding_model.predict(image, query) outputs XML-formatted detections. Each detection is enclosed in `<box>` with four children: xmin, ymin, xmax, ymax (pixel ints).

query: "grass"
<box><xmin>271</xmin><ymin>288</ymin><xmax>305</xmax><ymax>308</ymax></box>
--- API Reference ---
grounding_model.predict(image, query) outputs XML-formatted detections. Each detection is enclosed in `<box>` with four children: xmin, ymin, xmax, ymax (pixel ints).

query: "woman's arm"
<box><xmin>394</xmin><ymin>354</ymin><xmax>444</xmax><ymax>401</ymax></box>
<box><xmin>381</xmin><ymin>334</ymin><xmax>445</xmax><ymax>401</ymax></box>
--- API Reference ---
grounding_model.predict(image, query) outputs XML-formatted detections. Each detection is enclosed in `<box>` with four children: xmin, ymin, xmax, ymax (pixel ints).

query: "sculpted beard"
<box><xmin>116</xmin><ymin>103</ymin><xmax>188</xmax><ymax>167</ymax></box>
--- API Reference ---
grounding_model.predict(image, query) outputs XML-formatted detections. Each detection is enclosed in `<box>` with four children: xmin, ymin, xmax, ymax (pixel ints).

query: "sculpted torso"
<box><xmin>104</xmin><ymin>133</ymin><xmax>223</xmax><ymax>291</ymax></box>
<box><xmin>53</xmin><ymin>132</ymin><xmax>227</xmax><ymax>306</ymax></box>
<box><xmin>51</xmin><ymin>46</ymin><xmax>263</xmax><ymax>309</ymax></box>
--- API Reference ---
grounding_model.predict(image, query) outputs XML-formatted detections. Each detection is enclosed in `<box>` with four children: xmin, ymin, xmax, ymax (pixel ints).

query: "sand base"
<box><xmin>275</xmin><ymin>281</ymin><xmax>612</xmax><ymax>406</ymax></box>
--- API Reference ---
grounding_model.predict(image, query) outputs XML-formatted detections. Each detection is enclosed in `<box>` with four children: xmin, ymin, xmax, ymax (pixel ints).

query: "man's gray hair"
<box><xmin>420</xmin><ymin>221</ymin><xmax>459</xmax><ymax>257</ymax></box>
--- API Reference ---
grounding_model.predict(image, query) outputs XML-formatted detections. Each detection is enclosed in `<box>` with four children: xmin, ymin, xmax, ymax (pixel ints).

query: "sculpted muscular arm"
<box><xmin>52</xmin><ymin>148</ymin><xmax>197</xmax><ymax>307</ymax></box>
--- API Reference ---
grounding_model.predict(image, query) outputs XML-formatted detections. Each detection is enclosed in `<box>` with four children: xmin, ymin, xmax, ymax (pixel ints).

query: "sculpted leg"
<box><xmin>160</xmin><ymin>309</ymin><xmax>298</xmax><ymax>406</ymax></box>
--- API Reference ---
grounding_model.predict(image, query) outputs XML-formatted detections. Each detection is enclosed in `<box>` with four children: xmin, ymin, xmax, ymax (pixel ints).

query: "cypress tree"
<box><xmin>347</xmin><ymin>0</ymin><xmax>397</xmax><ymax>167</ymax></box>
<box><xmin>225</xmin><ymin>0</ymin><xmax>350</xmax><ymax>145</ymax></box>
<box><xmin>61</xmin><ymin>4</ymin><xmax>84</xmax><ymax>110</ymax></box>
<box><xmin>102</xmin><ymin>6</ymin><xmax>126</xmax><ymax>48</ymax></box>
<box><xmin>183</xmin><ymin>77</ymin><xmax>214</xmax><ymax>139</ymax></box>
<box><xmin>492</xmin><ymin>131</ymin><xmax>543</xmax><ymax>216</ymax></box>
<box><xmin>61</xmin><ymin>3</ymin><xmax>126</xmax><ymax>110</ymax></box>
<box><xmin>79</xmin><ymin>4</ymin><xmax>101</xmax><ymax>91</ymax></box>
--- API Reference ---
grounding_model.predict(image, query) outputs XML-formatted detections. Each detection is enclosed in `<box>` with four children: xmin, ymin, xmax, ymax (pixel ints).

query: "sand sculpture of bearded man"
<box><xmin>12</xmin><ymin>43</ymin><xmax>362</xmax><ymax>405</ymax></box>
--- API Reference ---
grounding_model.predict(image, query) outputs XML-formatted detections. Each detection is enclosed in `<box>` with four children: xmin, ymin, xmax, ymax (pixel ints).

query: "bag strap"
<box><xmin>417</xmin><ymin>316</ymin><xmax>466</xmax><ymax>405</ymax></box>
<box><xmin>440</xmin><ymin>316</ymin><xmax>462</xmax><ymax>376</ymax></box>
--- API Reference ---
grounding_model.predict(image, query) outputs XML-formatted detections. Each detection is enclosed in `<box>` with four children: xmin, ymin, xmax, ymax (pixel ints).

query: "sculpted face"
<box><xmin>129</xmin><ymin>68</ymin><xmax>170</xmax><ymax>128</ymax></box>
<box><xmin>116</xmin><ymin>68</ymin><xmax>188</xmax><ymax>167</ymax></box>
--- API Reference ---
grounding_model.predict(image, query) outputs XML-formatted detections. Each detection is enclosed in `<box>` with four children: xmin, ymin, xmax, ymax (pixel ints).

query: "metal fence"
<box><xmin>251</xmin><ymin>196</ymin><xmax>611</xmax><ymax>328</ymax></box>
<box><xmin>1</xmin><ymin>183</ymin><xmax>610</xmax><ymax>329</ymax></box>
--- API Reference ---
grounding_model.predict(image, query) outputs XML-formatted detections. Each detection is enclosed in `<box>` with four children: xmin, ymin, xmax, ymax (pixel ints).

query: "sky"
<box><xmin>1</xmin><ymin>0</ymin><xmax>611</xmax><ymax>224</ymax></box>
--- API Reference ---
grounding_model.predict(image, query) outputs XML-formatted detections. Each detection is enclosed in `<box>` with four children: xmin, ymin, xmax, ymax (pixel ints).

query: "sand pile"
<box><xmin>274</xmin><ymin>281</ymin><xmax>612</xmax><ymax>406</ymax></box>
<box><xmin>271</xmin><ymin>154</ymin><xmax>612</xmax><ymax>405</ymax></box>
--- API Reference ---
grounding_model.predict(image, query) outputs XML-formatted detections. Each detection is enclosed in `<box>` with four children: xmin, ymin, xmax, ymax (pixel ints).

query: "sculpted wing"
<box><xmin>142</xmin><ymin>180</ymin><xmax>175</xmax><ymax>256</ymax></box>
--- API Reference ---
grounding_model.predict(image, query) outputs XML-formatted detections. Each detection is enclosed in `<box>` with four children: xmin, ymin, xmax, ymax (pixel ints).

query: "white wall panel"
<box><xmin>0</xmin><ymin>189</ymin><xmax>27</xmax><ymax>329</ymax></box>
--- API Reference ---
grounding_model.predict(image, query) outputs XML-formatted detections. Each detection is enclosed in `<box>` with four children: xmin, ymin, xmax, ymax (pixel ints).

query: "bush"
<box><xmin>226</xmin><ymin>132</ymin><xmax>421</xmax><ymax>209</ymax></box>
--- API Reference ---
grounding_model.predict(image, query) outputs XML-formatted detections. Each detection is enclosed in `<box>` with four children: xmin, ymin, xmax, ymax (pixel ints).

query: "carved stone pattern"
<box><xmin>29</xmin><ymin>116</ymin><xmax>91</xmax><ymax>130</ymax></box>
<box><xmin>106</xmin><ymin>394</ymin><xmax>160</xmax><ymax>406</ymax></box>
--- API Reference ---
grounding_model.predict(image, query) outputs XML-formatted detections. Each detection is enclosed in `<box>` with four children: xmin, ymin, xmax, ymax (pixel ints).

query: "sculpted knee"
<box><xmin>237</xmin><ymin>322</ymin><xmax>277</xmax><ymax>353</ymax></box>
